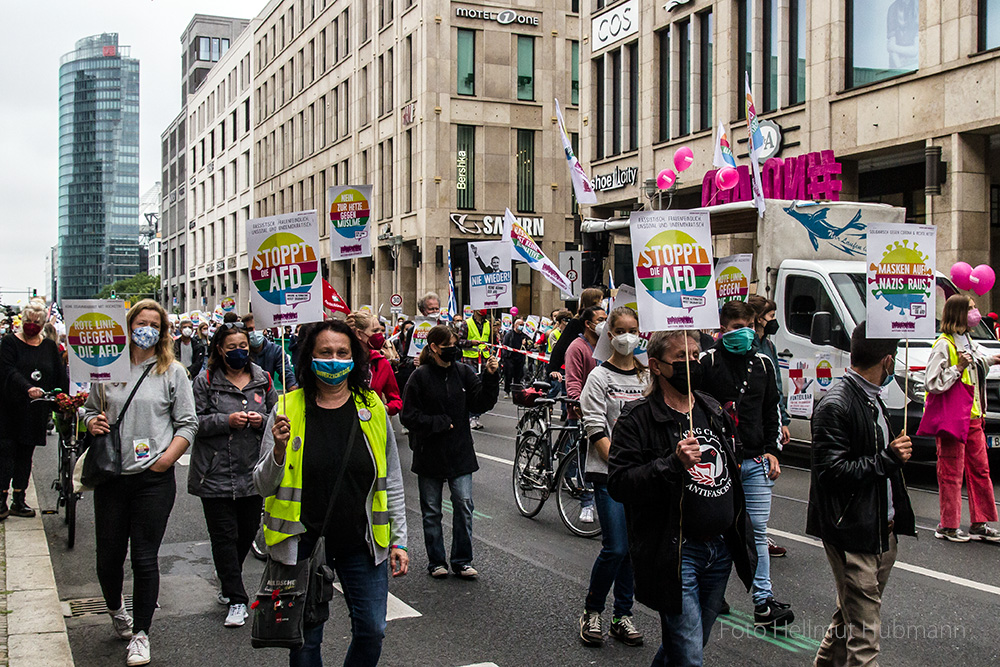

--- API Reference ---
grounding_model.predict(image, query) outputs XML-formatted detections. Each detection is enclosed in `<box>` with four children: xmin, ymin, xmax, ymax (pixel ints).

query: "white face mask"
<box><xmin>181</xmin><ymin>327</ymin><xmax>193</xmax><ymax>338</ymax></box>
<box><xmin>611</xmin><ymin>332</ymin><xmax>640</xmax><ymax>356</ymax></box>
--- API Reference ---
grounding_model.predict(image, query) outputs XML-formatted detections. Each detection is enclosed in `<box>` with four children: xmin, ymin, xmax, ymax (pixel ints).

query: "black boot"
<box><xmin>0</xmin><ymin>492</ymin><xmax>8</xmax><ymax>521</ymax></box>
<box><xmin>9</xmin><ymin>490</ymin><xmax>35</xmax><ymax>518</ymax></box>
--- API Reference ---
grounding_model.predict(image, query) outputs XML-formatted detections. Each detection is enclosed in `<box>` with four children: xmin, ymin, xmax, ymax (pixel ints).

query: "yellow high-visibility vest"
<box><xmin>463</xmin><ymin>317</ymin><xmax>491</xmax><ymax>360</ymax></box>
<box><xmin>262</xmin><ymin>389</ymin><xmax>390</xmax><ymax>548</ymax></box>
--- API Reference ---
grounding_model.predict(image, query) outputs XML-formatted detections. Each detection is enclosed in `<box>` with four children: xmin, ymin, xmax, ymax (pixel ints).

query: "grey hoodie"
<box><xmin>84</xmin><ymin>357</ymin><xmax>199</xmax><ymax>474</ymax></box>
<box><xmin>581</xmin><ymin>361</ymin><xmax>647</xmax><ymax>482</ymax></box>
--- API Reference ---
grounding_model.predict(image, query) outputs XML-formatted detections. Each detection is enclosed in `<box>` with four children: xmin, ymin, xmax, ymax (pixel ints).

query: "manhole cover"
<box><xmin>62</xmin><ymin>595</ymin><xmax>133</xmax><ymax>618</ymax></box>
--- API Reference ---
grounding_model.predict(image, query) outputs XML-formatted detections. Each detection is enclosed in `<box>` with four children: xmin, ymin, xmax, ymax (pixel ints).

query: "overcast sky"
<box><xmin>0</xmin><ymin>0</ymin><xmax>255</xmax><ymax>302</ymax></box>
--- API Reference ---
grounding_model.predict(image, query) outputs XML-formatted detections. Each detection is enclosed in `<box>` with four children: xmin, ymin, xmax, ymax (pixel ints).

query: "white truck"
<box><xmin>704</xmin><ymin>199</ymin><xmax>1000</xmax><ymax>460</ymax></box>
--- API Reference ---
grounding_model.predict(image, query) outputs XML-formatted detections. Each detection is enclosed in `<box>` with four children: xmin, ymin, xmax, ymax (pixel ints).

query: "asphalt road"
<box><xmin>33</xmin><ymin>395</ymin><xmax>1000</xmax><ymax>667</ymax></box>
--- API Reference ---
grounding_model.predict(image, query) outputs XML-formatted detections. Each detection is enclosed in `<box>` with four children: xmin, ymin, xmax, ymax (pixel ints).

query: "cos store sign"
<box><xmin>591</xmin><ymin>0</ymin><xmax>638</xmax><ymax>51</ymax></box>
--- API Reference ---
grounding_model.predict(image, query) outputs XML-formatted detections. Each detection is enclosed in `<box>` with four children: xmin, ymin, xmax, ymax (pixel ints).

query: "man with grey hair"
<box><xmin>608</xmin><ymin>330</ymin><xmax>755</xmax><ymax>666</ymax></box>
<box><xmin>418</xmin><ymin>292</ymin><xmax>441</xmax><ymax>319</ymax></box>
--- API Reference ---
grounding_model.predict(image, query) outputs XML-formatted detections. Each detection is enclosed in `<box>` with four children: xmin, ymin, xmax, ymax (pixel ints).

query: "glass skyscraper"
<box><xmin>58</xmin><ymin>33</ymin><xmax>140</xmax><ymax>300</ymax></box>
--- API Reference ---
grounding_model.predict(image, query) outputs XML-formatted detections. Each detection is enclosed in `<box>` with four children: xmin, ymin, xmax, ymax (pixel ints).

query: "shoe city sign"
<box><xmin>450</xmin><ymin>213</ymin><xmax>545</xmax><ymax>237</ymax></box>
<box><xmin>591</xmin><ymin>165</ymin><xmax>638</xmax><ymax>192</ymax></box>
<box><xmin>454</xmin><ymin>6</ymin><xmax>540</xmax><ymax>27</ymax></box>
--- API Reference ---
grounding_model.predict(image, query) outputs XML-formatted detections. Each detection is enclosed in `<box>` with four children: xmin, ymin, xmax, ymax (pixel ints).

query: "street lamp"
<box><xmin>641</xmin><ymin>177</ymin><xmax>678</xmax><ymax>211</ymax></box>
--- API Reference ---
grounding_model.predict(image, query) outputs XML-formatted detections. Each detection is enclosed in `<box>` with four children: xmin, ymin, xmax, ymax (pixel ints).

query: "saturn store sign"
<box><xmin>455</xmin><ymin>7</ymin><xmax>540</xmax><ymax>26</ymax></box>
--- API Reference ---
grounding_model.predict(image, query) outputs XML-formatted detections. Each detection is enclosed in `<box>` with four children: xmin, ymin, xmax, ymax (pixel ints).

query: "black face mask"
<box><xmin>439</xmin><ymin>345</ymin><xmax>462</xmax><ymax>363</ymax></box>
<box><xmin>763</xmin><ymin>319</ymin><xmax>780</xmax><ymax>337</ymax></box>
<box><xmin>663</xmin><ymin>359</ymin><xmax>704</xmax><ymax>394</ymax></box>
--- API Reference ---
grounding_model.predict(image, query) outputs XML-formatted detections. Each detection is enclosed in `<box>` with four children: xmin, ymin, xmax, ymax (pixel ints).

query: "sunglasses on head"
<box><xmin>222</xmin><ymin>322</ymin><xmax>246</xmax><ymax>330</ymax></box>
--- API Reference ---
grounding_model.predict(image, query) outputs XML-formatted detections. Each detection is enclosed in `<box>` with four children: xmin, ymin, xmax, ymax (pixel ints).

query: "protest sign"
<box><xmin>328</xmin><ymin>185</ymin><xmax>373</xmax><ymax>260</ymax></box>
<box><xmin>715</xmin><ymin>254</ymin><xmax>753</xmax><ymax>306</ymax></box>
<box><xmin>64</xmin><ymin>300</ymin><xmax>130</xmax><ymax>384</ymax></box>
<box><xmin>468</xmin><ymin>241</ymin><xmax>513</xmax><ymax>310</ymax></box>
<box><xmin>247</xmin><ymin>210</ymin><xmax>324</xmax><ymax>328</ymax></box>
<box><xmin>866</xmin><ymin>223</ymin><xmax>936</xmax><ymax>339</ymax></box>
<box><xmin>407</xmin><ymin>317</ymin><xmax>436</xmax><ymax>357</ymax></box>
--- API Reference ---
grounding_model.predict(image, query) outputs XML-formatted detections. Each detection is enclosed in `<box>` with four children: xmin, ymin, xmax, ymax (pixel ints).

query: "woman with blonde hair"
<box><xmin>84</xmin><ymin>299</ymin><xmax>198</xmax><ymax>665</ymax></box>
<box><xmin>0</xmin><ymin>299</ymin><xmax>66</xmax><ymax>518</ymax></box>
<box><xmin>348</xmin><ymin>310</ymin><xmax>403</xmax><ymax>415</ymax></box>
<box><xmin>923</xmin><ymin>294</ymin><xmax>1000</xmax><ymax>543</ymax></box>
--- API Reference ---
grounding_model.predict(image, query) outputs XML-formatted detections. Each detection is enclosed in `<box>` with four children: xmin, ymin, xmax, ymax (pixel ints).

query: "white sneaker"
<box><xmin>126</xmin><ymin>631</ymin><xmax>150</xmax><ymax>666</ymax></box>
<box><xmin>225</xmin><ymin>603</ymin><xmax>249</xmax><ymax>628</ymax></box>
<box><xmin>217</xmin><ymin>590</ymin><xmax>230</xmax><ymax>606</ymax></box>
<box><xmin>580</xmin><ymin>506</ymin><xmax>595</xmax><ymax>524</ymax></box>
<box><xmin>108</xmin><ymin>603</ymin><xmax>133</xmax><ymax>640</ymax></box>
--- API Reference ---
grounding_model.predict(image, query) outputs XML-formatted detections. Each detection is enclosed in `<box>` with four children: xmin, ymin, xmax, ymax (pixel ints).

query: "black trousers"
<box><xmin>200</xmin><ymin>495</ymin><xmax>263</xmax><ymax>605</ymax></box>
<box><xmin>503</xmin><ymin>357</ymin><xmax>525</xmax><ymax>394</ymax></box>
<box><xmin>94</xmin><ymin>468</ymin><xmax>176</xmax><ymax>634</ymax></box>
<box><xmin>0</xmin><ymin>439</ymin><xmax>35</xmax><ymax>493</ymax></box>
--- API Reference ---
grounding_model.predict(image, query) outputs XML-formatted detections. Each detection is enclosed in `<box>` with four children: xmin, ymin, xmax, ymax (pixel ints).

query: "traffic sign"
<box><xmin>390</xmin><ymin>293</ymin><xmax>402</xmax><ymax>307</ymax></box>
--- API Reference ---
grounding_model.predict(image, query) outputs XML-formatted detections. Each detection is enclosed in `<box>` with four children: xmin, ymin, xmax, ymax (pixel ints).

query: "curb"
<box><xmin>4</xmin><ymin>479</ymin><xmax>74</xmax><ymax>667</ymax></box>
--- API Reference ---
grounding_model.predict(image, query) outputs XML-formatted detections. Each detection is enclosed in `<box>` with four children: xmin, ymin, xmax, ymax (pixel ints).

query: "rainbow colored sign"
<box><xmin>63</xmin><ymin>300</ymin><xmax>130</xmax><ymax>383</ymax></box>
<box><xmin>407</xmin><ymin>317</ymin><xmax>436</xmax><ymax>358</ymax></box>
<box><xmin>629</xmin><ymin>210</ymin><xmax>720</xmax><ymax>332</ymax></box>
<box><xmin>865</xmin><ymin>222</ymin><xmax>936</xmax><ymax>339</ymax></box>
<box><xmin>247</xmin><ymin>210</ymin><xmax>324</xmax><ymax>328</ymax></box>
<box><xmin>715</xmin><ymin>254</ymin><xmax>753</xmax><ymax>306</ymax></box>
<box><xmin>328</xmin><ymin>185</ymin><xmax>373</xmax><ymax>260</ymax></box>
<box><xmin>503</xmin><ymin>209</ymin><xmax>573</xmax><ymax>294</ymax></box>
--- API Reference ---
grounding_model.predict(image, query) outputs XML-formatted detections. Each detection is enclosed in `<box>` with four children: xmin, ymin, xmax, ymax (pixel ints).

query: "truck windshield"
<box><xmin>831</xmin><ymin>273</ymin><xmax>996</xmax><ymax>341</ymax></box>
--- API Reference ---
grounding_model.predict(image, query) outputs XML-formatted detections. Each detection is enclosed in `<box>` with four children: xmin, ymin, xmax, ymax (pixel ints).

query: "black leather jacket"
<box><xmin>807</xmin><ymin>373</ymin><xmax>916</xmax><ymax>554</ymax></box>
<box><xmin>607</xmin><ymin>389</ymin><xmax>756</xmax><ymax>615</ymax></box>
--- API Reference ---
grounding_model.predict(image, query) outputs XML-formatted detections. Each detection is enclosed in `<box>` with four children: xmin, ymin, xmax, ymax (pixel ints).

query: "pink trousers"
<box><xmin>936</xmin><ymin>418</ymin><xmax>998</xmax><ymax>528</ymax></box>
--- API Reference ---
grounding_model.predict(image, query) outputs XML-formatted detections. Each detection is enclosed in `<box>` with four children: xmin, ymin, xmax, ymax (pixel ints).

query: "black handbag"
<box><xmin>81</xmin><ymin>365</ymin><xmax>153</xmax><ymax>488</ymax></box>
<box><xmin>250</xmin><ymin>419</ymin><xmax>358</xmax><ymax>650</ymax></box>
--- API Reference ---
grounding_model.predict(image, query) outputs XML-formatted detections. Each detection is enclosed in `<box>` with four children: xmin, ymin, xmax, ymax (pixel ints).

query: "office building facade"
<box><xmin>161</xmin><ymin>15</ymin><xmax>250</xmax><ymax>311</ymax></box>
<box><xmin>252</xmin><ymin>0</ymin><xmax>583</xmax><ymax>316</ymax></box>
<box><xmin>581</xmin><ymin>0</ymin><xmax>1000</xmax><ymax>308</ymax></box>
<box><xmin>57</xmin><ymin>33</ymin><xmax>140</xmax><ymax>300</ymax></box>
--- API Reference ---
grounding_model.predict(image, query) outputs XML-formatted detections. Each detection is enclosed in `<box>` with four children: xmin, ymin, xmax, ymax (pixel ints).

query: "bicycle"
<box><xmin>32</xmin><ymin>389</ymin><xmax>84</xmax><ymax>549</ymax></box>
<box><xmin>512</xmin><ymin>391</ymin><xmax>601</xmax><ymax>538</ymax></box>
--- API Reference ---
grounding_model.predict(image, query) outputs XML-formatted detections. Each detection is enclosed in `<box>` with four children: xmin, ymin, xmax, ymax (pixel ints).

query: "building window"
<box><xmin>405</xmin><ymin>129</ymin><xmax>413</xmax><ymax>213</ymax></box>
<box><xmin>361</xmin><ymin>66</ymin><xmax>369</xmax><ymax>125</ymax></box>
<box><xmin>457</xmin><ymin>125</ymin><xmax>475</xmax><ymax>210</ymax></box>
<box><xmin>763</xmin><ymin>0</ymin><xmax>778</xmax><ymax>112</ymax></box>
<box><xmin>361</xmin><ymin>0</ymin><xmax>370</xmax><ymax>43</ymax></box>
<box><xmin>517</xmin><ymin>36</ymin><xmax>535</xmax><ymax>101</ymax></box>
<box><xmin>594</xmin><ymin>57</ymin><xmax>605</xmax><ymax>159</ymax></box>
<box><xmin>381</xmin><ymin>139</ymin><xmax>393</xmax><ymax>219</ymax></box>
<box><xmin>405</xmin><ymin>34</ymin><xmax>414</xmax><ymax>102</ymax></box>
<box><xmin>457</xmin><ymin>29</ymin><xmax>475</xmax><ymax>96</ymax></box>
<box><xmin>571</xmin><ymin>40</ymin><xmax>580</xmax><ymax>105</ymax></box>
<box><xmin>738</xmin><ymin>0</ymin><xmax>752</xmax><ymax>118</ymax></box>
<box><xmin>658</xmin><ymin>28</ymin><xmax>670</xmax><ymax>142</ymax></box>
<box><xmin>678</xmin><ymin>20</ymin><xmax>691</xmax><ymax>136</ymax></box>
<box><xmin>516</xmin><ymin>130</ymin><xmax>534</xmax><ymax>213</ymax></box>
<box><xmin>199</xmin><ymin>37</ymin><xmax>211</xmax><ymax>61</ymax></box>
<box><xmin>789</xmin><ymin>0</ymin><xmax>807</xmax><ymax>104</ymax></box>
<box><xmin>981</xmin><ymin>0</ymin><xmax>1000</xmax><ymax>51</ymax></box>
<box><xmin>611</xmin><ymin>48</ymin><xmax>622</xmax><ymax>155</ymax></box>
<box><xmin>847</xmin><ymin>0</ymin><xmax>919</xmax><ymax>88</ymax></box>
<box><xmin>699</xmin><ymin>11</ymin><xmax>713</xmax><ymax>131</ymax></box>
<box><xmin>628</xmin><ymin>42</ymin><xmax>638</xmax><ymax>151</ymax></box>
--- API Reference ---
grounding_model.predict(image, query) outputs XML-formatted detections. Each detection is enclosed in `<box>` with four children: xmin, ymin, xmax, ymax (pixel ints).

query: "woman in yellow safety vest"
<box><xmin>254</xmin><ymin>319</ymin><xmax>408</xmax><ymax>667</ymax></box>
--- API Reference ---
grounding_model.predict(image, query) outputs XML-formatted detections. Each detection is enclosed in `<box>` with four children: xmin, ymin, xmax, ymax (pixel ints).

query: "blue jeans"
<box><xmin>652</xmin><ymin>536</ymin><xmax>732</xmax><ymax>667</ymax></box>
<box><xmin>563</xmin><ymin>420</ymin><xmax>594</xmax><ymax>509</ymax></box>
<box><xmin>289</xmin><ymin>551</ymin><xmax>389</xmax><ymax>667</ymax></box>
<box><xmin>741</xmin><ymin>457</ymin><xmax>774</xmax><ymax>604</ymax></box>
<box><xmin>418</xmin><ymin>474</ymin><xmax>474</xmax><ymax>572</ymax></box>
<box><xmin>585</xmin><ymin>483</ymin><xmax>634</xmax><ymax>618</ymax></box>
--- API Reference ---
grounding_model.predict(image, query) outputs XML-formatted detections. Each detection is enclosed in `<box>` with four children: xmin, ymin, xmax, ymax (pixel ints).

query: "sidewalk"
<box><xmin>1</xmin><ymin>479</ymin><xmax>74</xmax><ymax>667</ymax></box>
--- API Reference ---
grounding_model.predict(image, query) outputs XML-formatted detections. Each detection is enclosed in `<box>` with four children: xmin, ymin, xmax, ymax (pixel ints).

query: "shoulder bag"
<box><xmin>251</xmin><ymin>418</ymin><xmax>360</xmax><ymax>650</ymax></box>
<box><xmin>80</xmin><ymin>365</ymin><xmax>154</xmax><ymax>488</ymax></box>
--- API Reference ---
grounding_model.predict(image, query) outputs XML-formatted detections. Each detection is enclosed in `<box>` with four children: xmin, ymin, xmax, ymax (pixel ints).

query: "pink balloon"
<box><xmin>714</xmin><ymin>167</ymin><xmax>740</xmax><ymax>191</ymax></box>
<box><xmin>510</xmin><ymin>306</ymin><xmax>519</xmax><ymax>316</ymax></box>
<box><xmin>673</xmin><ymin>146</ymin><xmax>695</xmax><ymax>173</ymax></box>
<box><xmin>951</xmin><ymin>262</ymin><xmax>974</xmax><ymax>291</ymax></box>
<box><xmin>970</xmin><ymin>264</ymin><xmax>996</xmax><ymax>296</ymax></box>
<box><xmin>657</xmin><ymin>169</ymin><xmax>677</xmax><ymax>190</ymax></box>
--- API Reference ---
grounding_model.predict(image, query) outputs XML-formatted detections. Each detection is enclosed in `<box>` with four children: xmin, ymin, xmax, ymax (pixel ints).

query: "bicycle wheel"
<box><xmin>64</xmin><ymin>448</ymin><xmax>77</xmax><ymax>549</ymax></box>
<box><xmin>515</xmin><ymin>411</ymin><xmax>547</xmax><ymax>450</ymax></box>
<box><xmin>512</xmin><ymin>434</ymin><xmax>550</xmax><ymax>517</ymax></box>
<box><xmin>555</xmin><ymin>446</ymin><xmax>601</xmax><ymax>538</ymax></box>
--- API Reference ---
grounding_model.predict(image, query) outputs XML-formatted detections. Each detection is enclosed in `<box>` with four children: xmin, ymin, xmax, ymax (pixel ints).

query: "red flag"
<box><xmin>322</xmin><ymin>279</ymin><xmax>351</xmax><ymax>316</ymax></box>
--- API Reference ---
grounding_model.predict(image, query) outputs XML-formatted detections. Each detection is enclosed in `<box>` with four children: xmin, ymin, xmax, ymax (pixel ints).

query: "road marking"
<box><xmin>485</xmin><ymin>412</ymin><xmax>518</xmax><ymax>420</ymax></box>
<box><xmin>459</xmin><ymin>664</ymin><xmax>499</xmax><ymax>667</ymax></box>
<box><xmin>333</xmin><ymin>584</ymin><xmax>421</xmax><ymax>621</ymax></box>
<box><xmin>478</xmin><ymin>453</ymin><xmax>514</xmax><ymax>466</ymax></box>
<box><xmin>442</xmin><ymin>498</ymin><xmax>492</xmax><ymax>520</ymax></box>
<box><xmin>768</xmin><ymin>528</ymin><xmax>1000</xmax><ymax>597</ymax></box>
<box><xmin>716</xmin><ymin>609</ymin><xmax>821</xmax><ymax>654</ymax></box>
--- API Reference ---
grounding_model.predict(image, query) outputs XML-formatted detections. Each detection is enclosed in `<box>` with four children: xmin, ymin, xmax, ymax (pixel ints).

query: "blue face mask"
<box><xmin>225</xmin><ymin>348</ymin><xmax>250</xmax><ymax>370</ymax></box>
<box><xmin>722</xmin><ymin>327</ymin><xmax>756</xmax><ymax>355</ymax></box>
<box><xmin>881</xmin><ymin>359</ymin><xmax>896</xmax><ymax>388</ymax></box>
<box><xmin>248</xmin><ymin>330</ymin><xmax>265</xmax><ymax>347</ymax></box>
<box><xmin>312</xmin><ymin>357</ymin><xmax>353</xmax><ymax>386</ymax></box>
<box><xmin>131</xmin><ymin>326</ymin><xmax>160</xmax><ymax>350</ymax></box>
